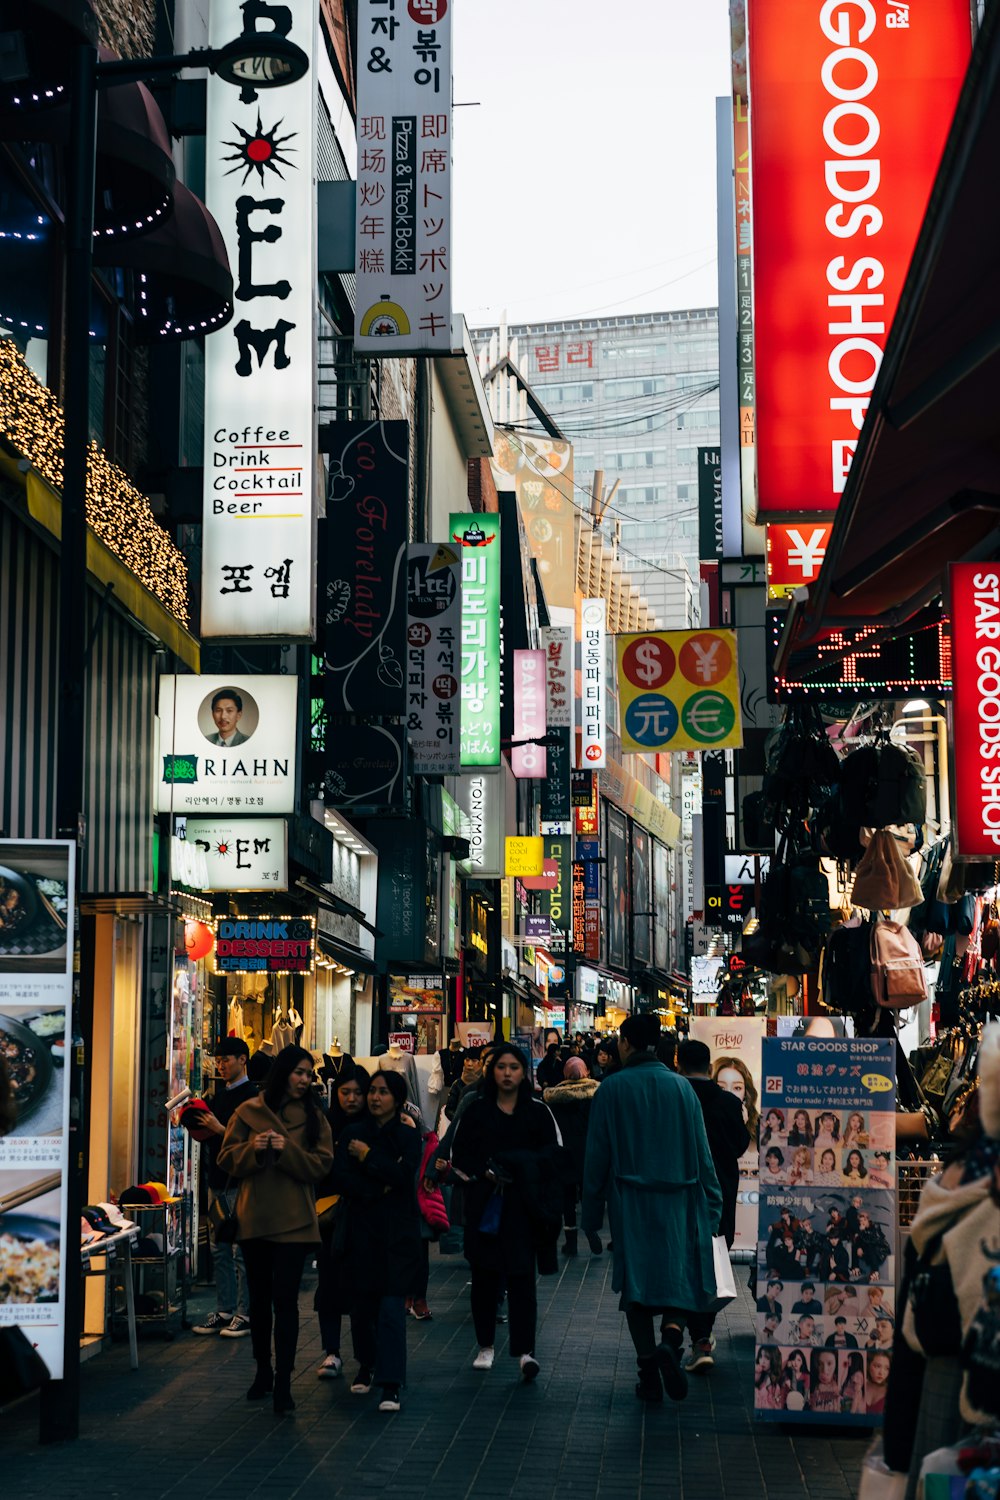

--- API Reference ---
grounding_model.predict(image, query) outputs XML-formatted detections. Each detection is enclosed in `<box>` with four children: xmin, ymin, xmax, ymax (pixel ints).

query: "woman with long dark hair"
<box><xmin>218</xmin><ymin>1045</ymin><xmax>333</xmax><ymax>1414</ymax></box>
<box><xmin>451</xmin><ymin>1043</ymin><xmax>562</xmax><ymax>1381</ymax></box>
<box><xmin>314</xmin><ymin>1065</ymin><xmax>369</xmax><ymax>1379</ymax></box>
<box><xmin>332</xmin><ymin>1070</ymin><xmax>422</xmax><ymax>1414</ymax></box>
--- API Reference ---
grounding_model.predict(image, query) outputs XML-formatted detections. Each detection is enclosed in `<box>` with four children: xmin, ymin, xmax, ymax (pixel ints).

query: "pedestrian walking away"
<box><xmin>217</xmin><ymin>1046</ymin><xmax>333</xmax><ymax>1415</ymax></box>
<box><xmin>543</xmin><ymin>1054</ymin><xmax>600</xmax><ymax>1258</ymax></box>
<box><xmin>581</xmin><ymin>1013</ymin><xmax>723</xmax><ymax>1404</ymax></box>
<box><xmin>331</xmin><ymin>1069</ymin><xmax>423</xmax><ymax>1413</ymax></box>
<box><xmin>313</xmin><ymin>1064</ymin><xmax>370</xmax><ymax>1379</ymax></box>
<box><xmin>451</xmin><ymin>1042</ymin><xmax>565</xmax><ymax>1381</ymax></box>
<box><xmin>191</xmin><ymin>1037</ymin><xmax>257</xmax><ymax>1339</ymax></box>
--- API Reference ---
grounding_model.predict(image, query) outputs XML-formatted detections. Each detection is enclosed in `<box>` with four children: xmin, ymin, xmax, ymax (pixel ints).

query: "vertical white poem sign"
<box><xmin>201</xmin><ymin>0</ymin><xmax>318</xmax><ymax>638</ymax></box>
<box><xmin>580</xmin><ymin>598</ymin><xmax>606</xmax><ymax>769</ymax></box>
<box><xmin>354</xmin><ymin>0</ymin><xmax>453</xmax><ymax>353</ymax></box>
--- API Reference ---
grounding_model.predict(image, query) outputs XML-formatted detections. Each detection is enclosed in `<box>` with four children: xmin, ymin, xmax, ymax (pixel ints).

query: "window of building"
<box><xmin>676</xmin><ymin>409</ymin><xmax>720</xmax><ymax>430</ymax></box>
<box><xmin>676</xmin><ymin>447</ymin><xmax>697</xmax><ymax>465</ymax></box>
<box><xmin>605</xmin><ymin>375</ymin><xmax>668</xmax><ymax>399</ymax></box>
<box><xmin>677</xmin><ymin>483</ymin><xmax>696</xmax><ymax>501</ymax></box>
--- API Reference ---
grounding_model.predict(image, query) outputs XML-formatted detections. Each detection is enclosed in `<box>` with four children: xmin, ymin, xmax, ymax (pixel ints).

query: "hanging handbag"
<box><xmin>906</xmin><ymin>1232</ymin><xmax>963</xmax><ymax>1357</ymax></box>
<box><xmin>0</xmin><ymin>1327</ymin><xmax>50</xmax><ymax>1404</ymax></box>
<box><xmin>207</xmin><ymin>1180</ymin><xmax>239</xmax><ymax>1245</ymax></box>
<box><xmin>478</xmin><ymin>1187</ymin><xmax>503</xmax><ymax>1236</ymax></box>
<box><xmin>870</xmin><ymin>919</ymin><xmax>928</xmax><ymax>1008</ymax></box>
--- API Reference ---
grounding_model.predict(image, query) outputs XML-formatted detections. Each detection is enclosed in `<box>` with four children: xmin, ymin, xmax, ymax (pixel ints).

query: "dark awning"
<box><xmin>0</xmin><ymin>0</ymin><xmax>97</xmax><ymax>127</ymax></box>
<box><xmin>317</xmin><ymin>933</ymin><xmax>377</xmax><ymax>974</ymax></box>
<box><xmin>93</xmin><ymin>179</ymin><xmax>232</xmax><ymax>341</ymax></box>
<box><xmin>94</xmin><ymin>61</ymin><xmax>176</xmax><ymax>243</ymax></box>
<box><xmin>776</xmin><ymin>7</ymin><xmax>1000</xmax><ymax>681</ymax></box>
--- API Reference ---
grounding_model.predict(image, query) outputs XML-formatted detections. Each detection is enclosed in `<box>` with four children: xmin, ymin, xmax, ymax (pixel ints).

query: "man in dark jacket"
<box><xmin>192</xmin><ymin>1037</ymin><xmax>257</xmax><ymax>1337</ymax></box>
<box><xmin>543</xmin><ymin>1057</ymin><xmax>600</xmax><ymax>1256</ymax></box>
<box><xmin>675</xmin><ymin>1039</ymin><xmax>751</xmax><ymax>1373</ymax></box>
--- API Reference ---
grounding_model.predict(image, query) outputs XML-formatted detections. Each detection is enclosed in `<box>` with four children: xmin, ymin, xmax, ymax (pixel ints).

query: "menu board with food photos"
<box><xmin>754</xmin><ymin>1036</ymin><xmax>896</xmax><ymax>1426</ymax></box>
<box><xmin>0</xmin><ymin>839</ymin><xmax>76</xmax><ymax>1379</ymax></box>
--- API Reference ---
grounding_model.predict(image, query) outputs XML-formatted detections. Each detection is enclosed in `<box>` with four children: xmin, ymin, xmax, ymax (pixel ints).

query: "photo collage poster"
<box><xmin>689</xmin><ymin>1016</ymin><xmax>765</xmax><ymax>1251</ymax></box>
<box><xmin>754</xmin><ymin>1036</ymin><xmax>896</xmax><ymax>1425</ymax></box>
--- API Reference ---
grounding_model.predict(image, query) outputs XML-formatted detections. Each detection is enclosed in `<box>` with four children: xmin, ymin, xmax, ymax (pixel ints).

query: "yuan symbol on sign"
<box><xmin>633</xmin><ymin>702</ymin><xmax>677</xmax><ymax>741</ymax></box>
<box><xmin>786</xmin><ymin>528</ymin><xmax>829</xmax><ymax>578</ymax></box>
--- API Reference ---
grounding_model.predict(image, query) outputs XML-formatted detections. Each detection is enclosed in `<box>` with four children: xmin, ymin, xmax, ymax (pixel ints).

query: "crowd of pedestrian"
<box><xmin>184</xmin><ymin>1013</ymin><xmax>738</xmax><ymax>1415</ymax></box>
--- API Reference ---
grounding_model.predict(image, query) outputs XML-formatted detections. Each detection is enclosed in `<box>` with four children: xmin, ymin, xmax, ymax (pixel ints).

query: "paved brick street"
<box><xmin>1</xmin><ymin>1247</ymin><xmax>866</xmax><ymax>1499</ymax></box>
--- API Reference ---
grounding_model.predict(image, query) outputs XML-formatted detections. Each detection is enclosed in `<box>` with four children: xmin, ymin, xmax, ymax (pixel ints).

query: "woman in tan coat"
<box><xmin>218</xmin><ymin>1045</ymin><xmax>333</xmax><ymax>1414</ymax></box>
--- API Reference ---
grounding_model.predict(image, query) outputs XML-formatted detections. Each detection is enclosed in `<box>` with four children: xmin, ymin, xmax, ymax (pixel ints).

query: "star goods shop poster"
<box><xmin>754</xmin><ymin>1037</ymin><xmax>896</xmax><ymax>1426</ymax></box>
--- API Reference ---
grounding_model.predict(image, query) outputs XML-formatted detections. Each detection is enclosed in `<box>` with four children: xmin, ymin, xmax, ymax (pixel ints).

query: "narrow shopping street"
<box><xmin>3</xmin><ymin>1249</ymin><xmax>863</xmax><ymax>1500</ymax></box>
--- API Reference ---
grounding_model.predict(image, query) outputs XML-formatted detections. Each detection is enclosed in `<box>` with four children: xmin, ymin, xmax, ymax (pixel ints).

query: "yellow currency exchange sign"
<box><xmin>616</xmin><ymin>630</ymin><xmax>743</xmax><ymax>752</ymax></box>
<box><xmin>505</xmin><ymin>836</ymin><xmax>544</xmax><ymax>877</ymax></box>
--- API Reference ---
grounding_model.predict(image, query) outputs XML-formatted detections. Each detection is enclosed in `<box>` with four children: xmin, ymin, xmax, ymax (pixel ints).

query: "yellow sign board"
<box><xmin>616</xmin><ymin>630</ymin><xmax>743</xmax><ymax>752</ymax></box>
<box><xmin>505</xmin><ymin>836</ymin><xmax>544</xmax><ymax>877</ymax></box>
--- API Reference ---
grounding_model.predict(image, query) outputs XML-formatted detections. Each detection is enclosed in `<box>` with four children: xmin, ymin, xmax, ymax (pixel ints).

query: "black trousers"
<box><xmin>240</xmin><ymin>1238</ymin><xmax>309</xmax><ymax>1376</ymax></box>
<box><xmin>350</xmin><ymin>1292</ymin><xmax>407</xmax><ymax>1385</ymax></box>
<box><xmin>410</xmin><ymin>1239</ymin><xmax>430</xmax><ymax>1300</ymax></box>
<box><xmin>470</xmin><ymin>1264</ymin><xmax>536</xmax><ymax>1357</ymax></box>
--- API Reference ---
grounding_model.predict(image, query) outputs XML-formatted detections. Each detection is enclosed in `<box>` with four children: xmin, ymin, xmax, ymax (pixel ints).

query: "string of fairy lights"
<box><xmin>0</xmin><ymin>340</ymin><xmax>189</xmax><ymax>623</ymax></box>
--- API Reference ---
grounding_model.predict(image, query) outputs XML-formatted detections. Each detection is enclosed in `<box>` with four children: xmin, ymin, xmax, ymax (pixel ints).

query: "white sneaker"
<box><xmin>317</xmin><ymin>1353</ymin><xmax>343</xmax><ymax>1379</ymax></box>
<box><xmin>519</xmin><ymin>1353</ymin><xmax>540</xmax><ymax>1382</ymax></box>
<box><xmin>472</xmin><ymin>1347</ymin><xmax>495</xmax><ymax>1370</ymax></box>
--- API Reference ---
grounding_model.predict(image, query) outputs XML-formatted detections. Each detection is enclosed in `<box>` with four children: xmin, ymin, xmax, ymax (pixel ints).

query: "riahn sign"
<box><xmin>951</xmin><ymin>565</ymin><xmax>1000</xmax><ymax>857</ymax></box>
<box><xmin>156</xmin><ymin>675</ymin><xmax>297</xmax><ymax>813</ymax></box>
<box><xmin>747</xmin><ymin>0</ymin><xmax>970</xmax><ymax>515</ymax></box>
<box><xmin>201</xmin><ymin>0</ymin><xmax>318</xmax><ymax>637</ymax></box>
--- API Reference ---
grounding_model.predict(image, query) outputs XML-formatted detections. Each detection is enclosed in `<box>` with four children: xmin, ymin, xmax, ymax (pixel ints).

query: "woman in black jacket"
<box><xmin>452</xmin><ymin>1043</ymin><xmax>562</xmax><ymax>1381</ymax></box>
<box><xmin>314</xmin><ymin>1065</ymin><xmax>369</xmax><ymax>1379</ymax></box>
<box><xmin>331</xmin><ymin>1070</ymin><xmax>422</xmax><ymax>1413</ymax></box>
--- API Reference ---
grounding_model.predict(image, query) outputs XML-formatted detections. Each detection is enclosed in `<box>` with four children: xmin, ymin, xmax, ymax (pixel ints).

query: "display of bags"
<box><xmin>870</xmin><ymin>920</ymin><xmax>928</xmax><ymax>1008</ymax></box>
<box><xmin>822</xmin><ymin>914</ymin><xmax>875</xmax><ymax>1017</ymax></box>
<box><xmin>852</xmin><ymin>829</ymin><xmax>923</xmax><ymax>912</ymax></box>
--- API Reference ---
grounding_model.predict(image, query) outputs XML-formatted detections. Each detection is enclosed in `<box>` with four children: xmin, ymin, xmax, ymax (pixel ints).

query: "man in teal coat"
<box><xmin>581</xmin><ymin>1013</ymin><xmax>724</xmax><ymax>1404</ymax></box>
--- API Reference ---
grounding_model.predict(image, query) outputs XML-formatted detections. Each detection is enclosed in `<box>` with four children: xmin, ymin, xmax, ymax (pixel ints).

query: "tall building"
<box><xmin>473</xmin><ymin>308</ymin><xmax>719</xmax><ymax>625</ymax></box>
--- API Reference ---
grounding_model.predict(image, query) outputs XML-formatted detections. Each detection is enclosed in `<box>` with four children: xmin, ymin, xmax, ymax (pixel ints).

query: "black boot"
<box><xmin>635</xmin><ymin>1355</ymin><xmax>663</xmax><ymax>1403</ymax></box>
<box><xmin>247</xmin><ymin>1365</ymin><xmax>273</xmax><ymax>1400</ymax></box>
<box><xmin>562</xmin><ymin>1229</ymin><xmax>578</xmax><ymax>1257</ymax></box>
<box><xmin>656</xmin><ymin>1328</ymin><xmax>688</xmax><ymax>1402</ymax></box>
<box><xmin>273</xmin><ymin>1373</ymin><xmax>295</xmax><ymax>1415</ymax></box>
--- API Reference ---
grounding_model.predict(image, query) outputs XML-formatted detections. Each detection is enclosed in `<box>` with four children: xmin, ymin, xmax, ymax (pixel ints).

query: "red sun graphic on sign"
<box><xmin>222</xmin><ymin>111</ymin><xmax>297</xmax><ymax>185</ymax></box>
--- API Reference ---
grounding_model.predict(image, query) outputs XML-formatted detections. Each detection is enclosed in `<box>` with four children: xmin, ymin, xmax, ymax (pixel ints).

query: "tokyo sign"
<box><xmin>747</xmin><ymin>0</ymin><xmax>970</xmax><ymax>515</ymax></box>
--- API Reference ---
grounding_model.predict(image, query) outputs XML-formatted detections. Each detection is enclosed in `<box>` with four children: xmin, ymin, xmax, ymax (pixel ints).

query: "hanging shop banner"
<box><xmin>315</xmin><ymin>723</ymin><xmax>407</xmax><ymax>810</ymax></box>
<box><xmin>406</xmin><ymin>541</ymin><xmax>462</xmax><ymax>773</ymax></box>
<box><xmin>213</xmin><ymin>915</ymin><xmax>315</xmax><ymax>976</ymax></box>
<box><xmin>571</xmin><ymin>860</ymin><xmax>586</xmax><ymax>955</ymax></box>
<box><xmin>524</xmin><ymin>914</ymin><xmax>551</xmax><ymax>943</ymax></box>
<box><xmin>388</xmin><ymin>974</ymin><xmax>445</xmax><ymax>1013</ymax></box>
<box><xmin>766</xmin><ymin>524</ymin><xmax>833</xmax><ymax>599</ymax></box>
<box><xmin>577</xmin><ymin>833</ymin><xmax>601</xmax><ymax>962</ymax></box>
<box><xmin>541</xmin><ymin>627</ymin><xmax>573</xmax><ymax>727</ymax></box>
<box><xmin>492</xmin><ymin>436</ymin><xmax>577</xmax><ymax>611</ymax></box>
<box><xmin>354</xmin><ymin>0</ymin><xmax>453</xmax><ymax>353</ymax></box>
<box><xmin>689</xmin><ymin>1016</ymin><xmax>765</xmax><ymax>1252</ymax></box>
<box><xmin>506</xmin><ymin>837</ymin><xmax>544</xmax><ymax>878</ymax></box>
<box><xmin>445</xmin><ymin>770</ymin><xmax>503</xmax><ymax>879</ymax></box>
<box><xmin>201</xmin><ymin>0</ymin><xmax>317</xmax><ymax>638</ymax></box>
<box><xmin>178</xmin><ymin>818</ymin><xmax>288</xmax><ymax>891</ymax></box>
<box><xmin>451</xmin><ymin>513</ymin><xmax>501</xmax><ymax>766</ymax></box>
<box><xmin>605</xmin><ymin>806</ymin><xmax>629</xmax><ymax>972</ymax></box>
<box><xmin>540</xmin><ymin>835</ymin><xmax>570</xmax><ymax>934</ymax></box>
<box><xmin>580</xmin><ymin>598</ymin><xmax>607</xmax><ymax>769</ymax></box>
<box><xmin>156</xmin><ymin>675</ymin><xmax>297</xmax><ymax>813</ymax></box>
<box><xmin>950</xmin><ymin>563</ymin><xmax>1000</xmax><ymax>856</ymax></box>
<box><xmin>0</xmin><ymin>839</ymin><xmax>75</xmax><ymax>1379</ymax></box>
<box><xmin>321</xmin><ymin>420</ymin><xmax>409</xmax><ymax>716</ymax></box>
<box><xmin>698</xmin><ymin>447</ymin><xmax>724</xmax><ymax>562</ymax></box>
<box><xmin>754</xmin><ymin>1036</ymin><xmax>896</xmax><ymax>1426</ymax></box>
<box><xmin>653</xmin><ymin>839</ymin><xmax>670</xmax><ymax>973</ymax></box>
<box><xmin>747</xmin><ymin>0</ymin><xmax>971</xmax><ymax>515</ymax></box>
<box><xmin>631</xmin><ymin>825</ymin><xmax>651</xmax><ymax>966</ymax></box>
<box><xmin>617</xmin><ymin>630</ymin><xmax>743</xmax><ymax>752</ymax></box>
<box><xmin>512</xmin><ymin>649</ymin><xmax>547</xmax><ymax>779</ymax></box>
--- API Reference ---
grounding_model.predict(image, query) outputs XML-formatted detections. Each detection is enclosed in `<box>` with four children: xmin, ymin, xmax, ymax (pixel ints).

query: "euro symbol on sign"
<box><xmin>633</xmin><ymin>640</ymin><xmax>662</xmax><ymax>686</ymax></box>
<box><xmin>684</xmin><ymin>693</ymin><xmax>732</xmax><ymax>741</ymax></box>
<box><xmin>689</xmin><ymin>638</ymin><xmax>721</xmax><ymax>683</ymax></box>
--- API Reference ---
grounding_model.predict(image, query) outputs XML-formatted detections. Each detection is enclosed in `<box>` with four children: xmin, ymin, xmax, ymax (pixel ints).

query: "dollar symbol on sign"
<box><xmin>633</xmin><ymin>640</ymin><xmax>661</xmax><ymax>685</ymax></box>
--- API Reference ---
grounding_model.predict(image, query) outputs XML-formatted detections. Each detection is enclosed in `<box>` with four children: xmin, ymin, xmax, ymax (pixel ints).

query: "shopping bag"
<box><xmin>478</xmin><ymin>1189</ymin><xmax>503</xmax><ymax>1236</ymax></box>
<box><xmin>704</xmin><ymin>1236</ymin><xmax>737</xmax><ymax>1314</ymax></box>
<box><xmin>857</xmin><ymin>1440</ymin><xmax>907</xmax><ymax>1500</ymax></box>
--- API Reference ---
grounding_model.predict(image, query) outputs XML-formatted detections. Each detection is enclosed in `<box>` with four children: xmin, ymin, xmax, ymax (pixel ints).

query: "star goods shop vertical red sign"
<box><xmin>951</xmin><ymin>564</ymin><xmax>1000</xmax><ymax>857</ymax></box>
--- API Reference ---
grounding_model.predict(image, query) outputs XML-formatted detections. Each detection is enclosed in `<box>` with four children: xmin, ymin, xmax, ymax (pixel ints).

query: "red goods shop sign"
<box><xmin>747</xmin><ymin>0</ymin><xmax>970</xmax><ymax>515</ymax></box>
<box><xmin>951</xmin><ymin>565</ymin><xmax>1000</xmax><ymax>856</ymax></box>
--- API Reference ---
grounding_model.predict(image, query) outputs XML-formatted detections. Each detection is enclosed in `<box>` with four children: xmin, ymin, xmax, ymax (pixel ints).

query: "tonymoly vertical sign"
<box><xmin>747</xmin><ymin>0</ymin><xmax>970</xmax><ymax>515</ymax></box>
<box><xmin>202</xmin><ymin>0</ymin><xmax>318</xmax><ymax>636</ymax></box>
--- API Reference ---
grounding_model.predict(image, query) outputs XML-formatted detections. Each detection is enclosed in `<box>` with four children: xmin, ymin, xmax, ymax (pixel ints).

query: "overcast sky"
<box><xmin>451</xmin><ymin>0</ymin><xmax>732</xmax><ymax>331</ymax></box>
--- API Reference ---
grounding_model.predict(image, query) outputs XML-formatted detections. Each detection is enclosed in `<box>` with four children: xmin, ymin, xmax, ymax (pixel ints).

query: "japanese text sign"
<box><xmin>354</xmin><ymin>0</ymin><xmax>453</xmax><ymax>352</ymax></box>
<box><xmin>747</xmin><ymin>0</ymin><xmax>970</xmax><ymax>514</ymax></box>
<box><xmin>156</xmin><ymin>675</ymin><xmax>297</xmax><ymax>813</ymax></box>
<box><xmin>202</xmin><ymin>0</ymin><xmax>318</xmax><ymax>638</ymax></box>
<box><xmin>505</xmin><ymin>837</ymin><xmax>544</xmax><ymax>878</ymax></box>
<box><xmin>616</xmin><ymin>631</ymin><xmax>743</xmax><ymax>752</ymax></box>
<box><xmin>178</xmin><ymin>818</ymin><xmax>288</xmax><ymax>890</ymax></box>
<box><xmin>406</xmin><ymin>542</ymin><xmax>462</xmax><ymax>773</ymax></box>
<box><xmin>950</xmin><ymin>564</ymin><xmax>1000</xmax><ymax>856</ymax></box>
<box><xmin>512</xmin><ymin>649</ymin><xmax>547</xmax><ymax>779</ymax></box>
<box><xmin>766</xmin><ymin>523</ymin><xmax>833</xmax><ymax>598</ymax></box>
<box><xmin>451</xmin><ymin>513</ymin><xmax>501</xmax><ymax>766</ymax></box>
<box><xmin>580</xmin><ymin>598</ymin><xmax>606</xmax><ymax>769</ymax></box>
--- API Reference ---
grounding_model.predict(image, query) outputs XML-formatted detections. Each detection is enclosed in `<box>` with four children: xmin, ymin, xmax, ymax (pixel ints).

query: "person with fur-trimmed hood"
<box><xmin>543</xmin><ymin>1056</ymin><xmax>600</xmax><ymax>1257</ymax></box>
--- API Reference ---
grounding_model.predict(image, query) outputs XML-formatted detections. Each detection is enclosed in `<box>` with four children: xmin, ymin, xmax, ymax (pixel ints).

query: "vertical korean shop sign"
<box><xmin>747</xmin><ymin>0</ymin><xmax>970</xmax><ymax>514</ymax></box>
<box><xmin>202</xmin><ymin>0</ymin><xmax>318</xmax><ymax>637</ymax></box>
<box><xmin>355</xmin><ymin>0</ymin><xmax>453</xmax><ymax>352</ymax></box>
<box><xmin>580</xmin><ymin>598</ymin><xmax>606</xmax><ymax>769</ymax></box>
<box><xmin>407</xmin><ymin>542</ymin><xmax>461</xmax><ymax>773</ymax></box>
<box><xmin>951</xmin><ymin>564</ymin><xmax>1000</xmax><ymax>856</ymax></box>
<box><xmin>452</xmin><ymin>513</ymin><xmax>501</xmax><ymax>766</ymax></box>
<box><xmin>0</xmin><ymin>839</ymin><xmax>76</xmax><ymax>1379</ymax></box>
<box><xmin>512</xmin><ymin>650</ymin><xmax>546</xmax><ymax>779</ymax></box>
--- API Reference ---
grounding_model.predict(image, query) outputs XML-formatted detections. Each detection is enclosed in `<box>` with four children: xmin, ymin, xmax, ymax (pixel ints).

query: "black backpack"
<box><xmin>822</xmin><ymin>918</ymin><xmax>875</xmax><ymax>1018</ymax></box>
<box><xmin>837</xmin><ymin>741</ymin><xmax>926</xmax><ymax>834</ymax></box>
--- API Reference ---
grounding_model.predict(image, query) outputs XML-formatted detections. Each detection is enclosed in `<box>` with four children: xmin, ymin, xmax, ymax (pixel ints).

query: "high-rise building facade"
<box><xmin>474</xmin><ymin>308</ymin><xmax>719</xmax><ymax>624</ymax></box>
